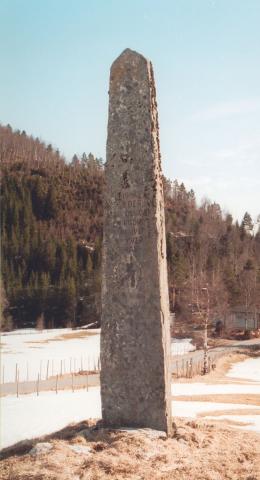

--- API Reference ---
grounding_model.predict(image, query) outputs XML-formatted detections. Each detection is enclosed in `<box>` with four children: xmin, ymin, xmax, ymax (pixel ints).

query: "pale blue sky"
<box><xmin>0</xmin><ymin>0</ymin><xmax>259</xmax><ymax>221</ymax></box>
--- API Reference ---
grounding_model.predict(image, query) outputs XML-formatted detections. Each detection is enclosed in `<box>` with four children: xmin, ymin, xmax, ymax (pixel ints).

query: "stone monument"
<box><xmin>100</xmin><ymin>48</ymin><xmax>172</xmax><ymax>435</ymax></box>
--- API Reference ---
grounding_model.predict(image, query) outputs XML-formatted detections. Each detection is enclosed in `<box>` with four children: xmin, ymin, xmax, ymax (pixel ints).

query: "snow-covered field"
<box><xmin>1</xmin><ymin>357</ymin><xmax>260</xmax><ymax>449</ymax></box>
<box><xmin>1</xmin><ymin>329</ymin><xmax>259</xmax><ymax>449</ymax></box>
<box><xmin>171</xmin><ymin>382</ymin><xmax>260</xmax><ymax>396</ymax></box>
<box><xmin>1</xmin><ymin>388</ymin><xmax>101</xmax><ymax>449</ymax></box>
<box><xmin>227</xmin><ymin>357</ymin><xmax>260</xmax><ymax>382</ymax></box>
<box><xmin>1</xmin><ymin>328</ymin><xmax>100</xmax><ymax>383</ymax></box>
<box><xmin>0</xmin><ymin>329</ymin><xmax>194</xmax><ymax>383</ymax></box>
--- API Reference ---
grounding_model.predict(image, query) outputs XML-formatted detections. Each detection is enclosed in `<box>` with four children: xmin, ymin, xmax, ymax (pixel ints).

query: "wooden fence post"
<box><xmin>37</xmin><ymin>373</ymin><xmax>40</xmax><ymax>396</ymax></box>
<box><xmin>189</xmin><ymin>359</ymin><xmax>193</xmax><ymax>378</ymax></box>
<box><xmin>16</xmin><ymin>369</ymin><xmax>19</xmax><ymax>398</ymax></box>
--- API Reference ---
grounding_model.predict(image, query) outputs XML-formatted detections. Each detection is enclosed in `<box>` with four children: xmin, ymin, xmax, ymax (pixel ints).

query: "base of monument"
<box><xmin>97</xmin><ymin>426</ymin><xmax>167</xmax><ymax>439</ymax></box>
<box><xmin>89</xmin><ymin>419</ymin><xmax>169</xmax><ymax>439</ymax></box>
<box><xmin>2</xmin><ymin>417</ymin><xmax>259</xmax><ymax>480</ymax></box>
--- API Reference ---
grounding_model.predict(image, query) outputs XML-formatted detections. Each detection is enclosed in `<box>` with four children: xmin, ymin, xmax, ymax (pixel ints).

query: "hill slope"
<box><xmin>1</xmin><ymin>124</ymin><xmax>259</xmax><ymax>331</ymax></box>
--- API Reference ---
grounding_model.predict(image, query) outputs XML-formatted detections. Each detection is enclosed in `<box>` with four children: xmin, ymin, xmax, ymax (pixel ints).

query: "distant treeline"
<box><xmin>0</xmin><ymin>124</ymin><xmax>259</xmax><ymax>330</ymax></box>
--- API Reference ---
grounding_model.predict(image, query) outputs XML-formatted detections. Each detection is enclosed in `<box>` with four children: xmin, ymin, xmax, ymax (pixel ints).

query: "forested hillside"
<box><xmin>1</xmin><ymin>124</ymin><xmax>260</xmax><ymax>331</ymax></box>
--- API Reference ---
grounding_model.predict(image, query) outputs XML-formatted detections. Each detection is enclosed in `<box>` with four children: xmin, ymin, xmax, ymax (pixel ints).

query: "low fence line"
<box><xmin>1</xmin><ymin>347</ymin><xmax>194</xmax><ymax>385</ymax></box>
<box><xmin>2</xmin><ymin>350</ymin><xmax>223</xmax><ymax>398</ymax></box>
<box><xmin>12</xmin><ymin>367</ymin><xmax>99</xmax><ymax>398</ymax></box>
<box><xmin>1</xmin><ymin>354</ymin><xmax>101</xmax><ymax>385</ymax></box>
<box><xmin>2</xmin><ymin>344</ymin><xmax>254</xmax><ymax>397</ymax></box>
<box><xmin>172</xmin><ymin>349</ymin><xmax>228</xmax><ymax>379</ymax></box>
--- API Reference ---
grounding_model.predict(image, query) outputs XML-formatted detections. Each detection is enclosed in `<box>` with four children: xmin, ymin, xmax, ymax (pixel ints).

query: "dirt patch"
<box><xmin>208</xmin><ymin>338</ymin><xmax>242</xmax><ymax>348</ymax></box>
<box><xmin>173</xmin><ymin>394</ymin><xmax>260</xmax><ymax>406</ymax></box>
<box><xmin>198</xmin><ymin>407</ymin><xmax>260</xmax><ymax>417</ymax></box>
<box><xmin>25</xmin><ymin>330</ymin><xmax>99</xmax><ymax>345</ymax></box>
<box><xmin>208</xmin><ymin>418</ymin><xmax>256</xmax><ymax>427</ymax></box>
<box><xmin>54</xmin><ymin>330</ymin><xmax>99</xmax><ymax>341</ymax></box>
<box><xmin>1</xmin><ymin>419</ymin><xmax>260</xmax><ymax>480</ymax></box>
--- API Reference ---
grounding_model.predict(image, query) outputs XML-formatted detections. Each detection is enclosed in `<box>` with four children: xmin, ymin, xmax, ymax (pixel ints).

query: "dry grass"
<box><xmin>24</xmin><ymin>329</ymin><xmax>98</xmax><ymax>345</ymax></box>
<box><xmin>176</xmin><ymin>349</ymin><xmax>259</xmax><ymax>384</ymax></box>
<box><xmin>198</xmin><ymin>407</ymin><xmax>260</xmax><ymax>417</ymax></box>
<box><xmin>1</xmin><ymin>419</ymin><xmax>260</xmax><ymax>480</ymax></box>
<box><xmin>173</xmin><ymin>394</ymin><xmax>260</xmax><ymax>405</ymax></box>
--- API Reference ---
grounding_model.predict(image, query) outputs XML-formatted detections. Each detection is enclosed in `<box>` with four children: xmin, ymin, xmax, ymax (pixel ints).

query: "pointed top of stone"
<box><xmin>116</xmin><ymin>48</ymin><xmax>148</xmax><ymax>61</ymax></box>
<box><xmin>111</xmin><ymin>48</ymin><xmax>149</xmax><ymax>71</ymax></box>
<box><xmin>110</xmin><ymin>49</ymin><xmax>151</xmax><ymax>92</ymax></box>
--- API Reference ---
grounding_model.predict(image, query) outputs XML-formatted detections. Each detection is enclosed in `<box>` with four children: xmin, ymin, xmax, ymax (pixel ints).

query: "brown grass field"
<box><xmin>1</xmin><ymin>418</ymin><xmax>260</xmax><ymax>480</ymax></box>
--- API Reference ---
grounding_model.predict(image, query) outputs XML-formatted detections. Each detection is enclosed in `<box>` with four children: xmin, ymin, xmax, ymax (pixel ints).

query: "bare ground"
<box><xmin>1</xmin><ymin>419</ymin><xmax>260</xmax><ymax>480</ymax></box>
<box><xmin>24</xmin><ymin>329</ymin><xmax>99</xmax><ymax>345</ymax></box>
<box><xmin>173</xmin><ymin>394</ymin><xmax>260</xmax><ymax>405</ymax></box>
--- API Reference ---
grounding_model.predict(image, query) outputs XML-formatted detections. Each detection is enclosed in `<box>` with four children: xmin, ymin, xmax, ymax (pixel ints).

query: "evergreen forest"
<box><xmin>1</xmin><ymin>124</ymin><xmax>260</xmax><ymax>331</ymax></box>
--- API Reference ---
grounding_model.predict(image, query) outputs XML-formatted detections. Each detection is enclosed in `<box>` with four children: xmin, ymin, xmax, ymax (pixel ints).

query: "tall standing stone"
<box><xmin>100</xmin><ymin>48</ymin><xmax>172</xmax><ymax>434</ymax></box>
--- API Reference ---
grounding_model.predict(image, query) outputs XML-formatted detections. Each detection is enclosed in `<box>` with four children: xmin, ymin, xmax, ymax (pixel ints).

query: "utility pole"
<box><xmin>201</xmin><ymin>285</ymin><xmax>209</xmax><ymax>375</ymax></box>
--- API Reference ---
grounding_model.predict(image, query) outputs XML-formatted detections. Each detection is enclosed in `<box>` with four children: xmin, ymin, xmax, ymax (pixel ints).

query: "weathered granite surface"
<box><xmin>100</xmin><ymin>48</ymin><xmax>172</xmax><ymax>435</ymax></box>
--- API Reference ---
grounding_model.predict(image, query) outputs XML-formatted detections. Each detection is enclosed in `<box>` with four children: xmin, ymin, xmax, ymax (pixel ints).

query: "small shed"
<box><xmin>224</xmin><ymin>306</ymin><xmax>260</xmax><ymax>331</ymax></box>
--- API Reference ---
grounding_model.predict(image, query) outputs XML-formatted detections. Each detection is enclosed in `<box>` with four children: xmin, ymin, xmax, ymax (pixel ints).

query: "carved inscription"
<box><xmin>104</xmin><ymin>190</ymin><xmax>156</xmax><ymax>245</ymax></box>
<box><xmin>104</xmin><ymin>190</ymin><xmax>156</xmax><ymax>239</ymax></box>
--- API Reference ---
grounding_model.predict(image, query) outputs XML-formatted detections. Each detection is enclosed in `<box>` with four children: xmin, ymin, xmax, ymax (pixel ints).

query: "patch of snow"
<box><xmin>68</xmin><ymin>444</ymin><xmax>92</xmax><ymax>455</ymax></box>
<box><xmin>1</xmin><ymin>328</ymin><xmax>72</xmax><ymax>338</ymax></box>
<box><xmin>1</xmin><ymin>328</ymin><xmax>101</xmax><ymax>383</ymax></box>
<box><xmin>171</xmin><ymin>338</ymin><xmax>195</xmax><ymax>356</ymax></box>
<box><xmin>119</xmin><ymin>428</ymin><xmax>166</xmax><ymax>439</ymax></box>
<box><xmin>204</xmin><ymin>414</ymin><xmax>260</xmax><ymax>433</ymax></box>
<box><xmin>172</xmin><ymin>400</ymin><xmax>253</xmax><ymax>419</ymax></box>
<box><xmin>2</xmin><ymin>383</ymin><xmax>260</xmax><ymax>450</ymax></box>
<box><xmin>29</xmin><ymin>442</ymin><xmax>53</xmax><ymax>455</ymax></box>
<box><xmin>0</xmin><ymin>387</ymin><xmax>101</xmax><ymax>449</ymax></box>
<box><xmin>226</xmin><ymin>357</ymin><xmax>260</xmax><ymax>382</ymax></box>
<box><xmin>171</xmin><ymin>383</ymin><xmax>260</xmax><ymax>396</ymax></box>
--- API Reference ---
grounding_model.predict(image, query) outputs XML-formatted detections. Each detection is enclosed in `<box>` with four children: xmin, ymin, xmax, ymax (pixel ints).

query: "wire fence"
<box><xmin>1</xmin><ymin>345</ymin><xmax>194</xmax><ymax>385</ymax></box>
<box><xmin>1</xmin><ymin>354</ymin><xmax>100</xmax><ymax>385</ymax></box>
<box><xmin>1</xmin><ymin>360</ymin><xmax>101</xmax><ymax>398</ymax></box>
<box><xmin>1</xmin><ymin>347</ymin><xmax>230</xmax><ymax>399</ymax></box>
<box><xmin>171</xmin><ymin>349</ymin><xmax>227</xmax><ymax>379</ymax></box>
